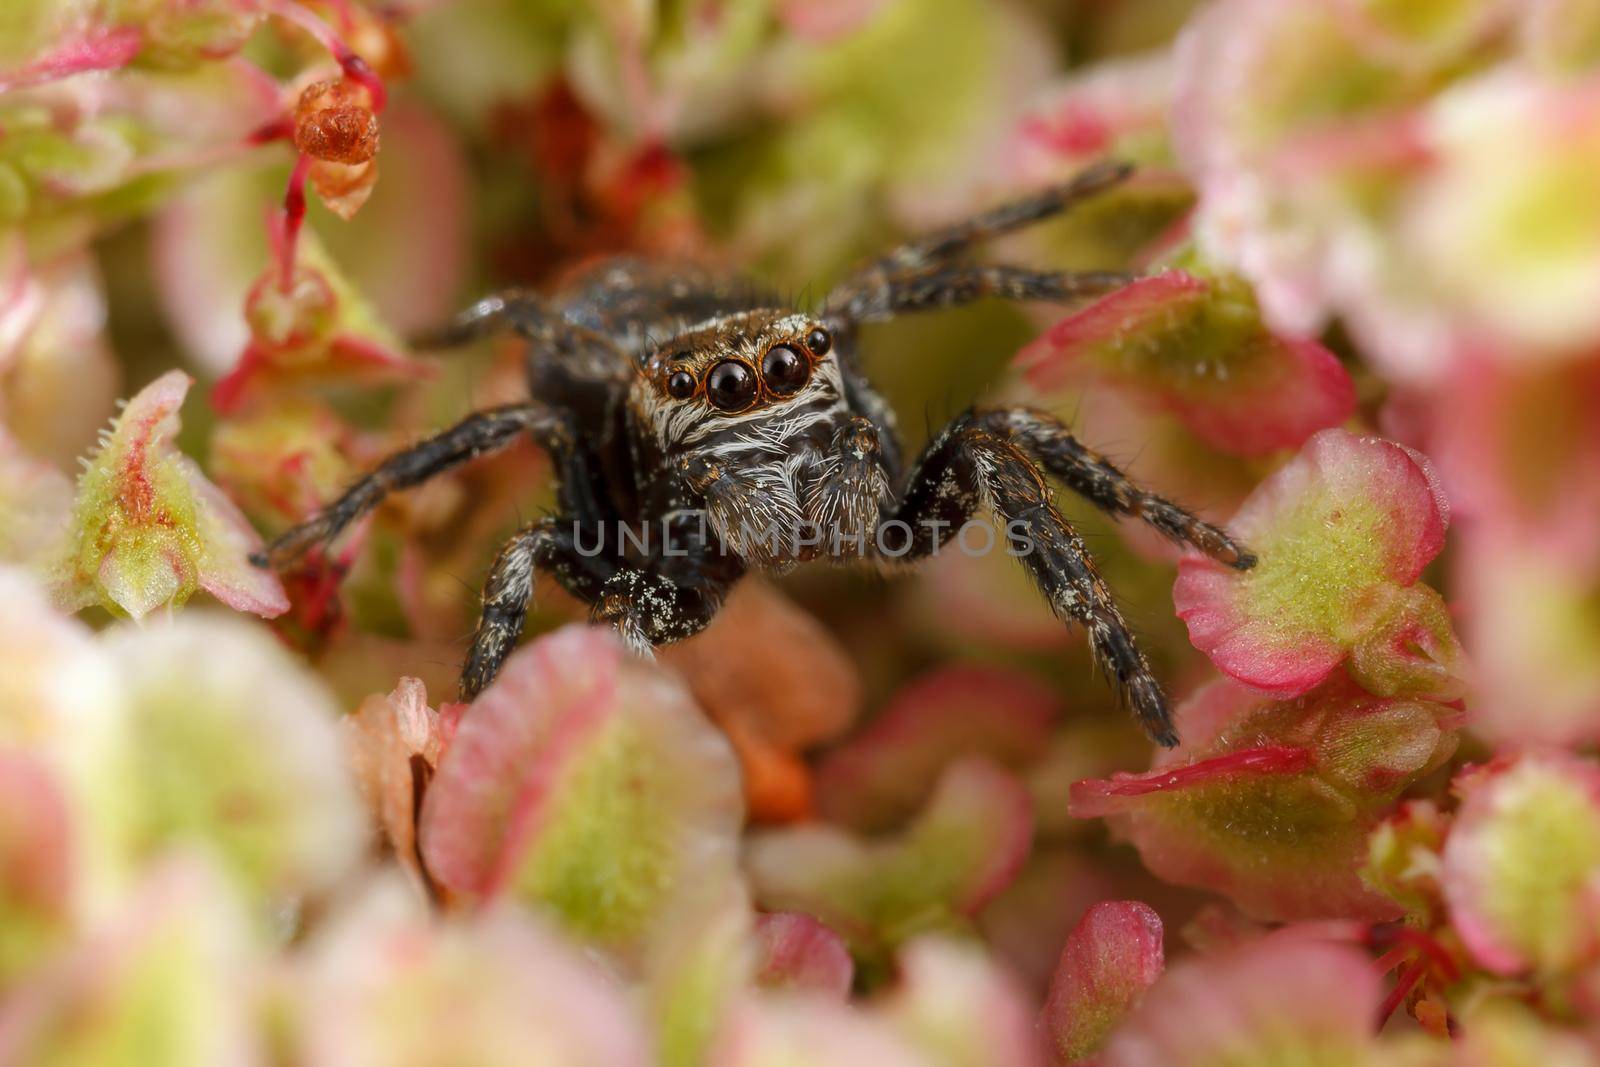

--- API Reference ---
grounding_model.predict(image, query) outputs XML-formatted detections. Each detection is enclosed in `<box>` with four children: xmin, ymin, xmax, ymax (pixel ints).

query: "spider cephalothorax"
<box><xmin>631</xmin><ymin>311</ymin><xmax>885</xmax><ymax>567</ymax></box>
<box><xmin>252</xmin><ymin>162</ymin><xmax>1255</xmax><ymax>745</ymax></box>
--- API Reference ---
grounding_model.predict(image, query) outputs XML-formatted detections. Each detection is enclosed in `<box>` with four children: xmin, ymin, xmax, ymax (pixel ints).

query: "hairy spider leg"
<box><xmin>882</xmin><ymin>410</ymin><xmax>1179</xmax><ymax>746</ymax></box>
<box><xmin>821</xmin><ymin>162</ymin><xmax>1136</xmax><ymax>326</ymax></box>
<box><xmin>825</xmin><ymin>263</ymin><xmax>1134</xmax><ymax>324</ymax></box>
<box><xmin>468</xmin><ymin>480</ymin><xmax>747</xmax><ymax>693</ymax></box>
<box><xmin>462</xmin><ymin>518</ymin><xmax>618</xmax><ymax>697</ymax></box>
<box><xmin>408</xmin><ymin>289</ymin><xmax>633</xmax><ymax>398</ymax></box>
<box><xmin>976</xmin><ymin>408</ymin><xmax>1256</xmax><ymax>569</ymax></box>
<box><xmin>251</xmin><ymin>403</ymin><xmax>581</xmax><ymax>569</ymax></box>
<box><xmin>406</xmin><ymin>289</ymin><xmax>552</xmax><ymax>349</ymax></box>
<box><xmin>819</xmin><ymin>162</ymin><xmax>1140</xmax><ymax>466</ymax></box>
<box><xmin>590</xmin><ymin>556</ymin><xmax>743</xmax><ymax>657</ymax></box>
<box><xmin>875</xmin><ymin>159</ymin><xmax>1135</xmax><ymax>270</ymax></box>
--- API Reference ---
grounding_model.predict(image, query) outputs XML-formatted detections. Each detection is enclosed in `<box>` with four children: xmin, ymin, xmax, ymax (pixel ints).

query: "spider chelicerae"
<box><xmin>252</xmin><ymin>161</ymin><xmax>1255</xmax><ymax>746</ymax></box>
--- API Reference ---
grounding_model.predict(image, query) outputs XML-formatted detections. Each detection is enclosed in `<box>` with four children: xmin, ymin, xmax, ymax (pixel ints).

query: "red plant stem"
<box><xmin>338</xmin><ymin>52</ymin><xmax>387</xmax><ymax>114</ymax></box>
<box><xmin>1087</xmin><ymin>746</ymin><xmax>1312</xmax><ymax>799</ymax></box>
<box><xmin>253</xmin><ymin>0</ymin><xmax>387</xmax><ymax>112</ymax></box>
<box><xmin>1366</xmin><ymin>924</ymin><xmax>1460</xmax><ymax>982</ymax></box>
<box><xmin>278</xmin><ymin>154</ymin><xmax>312</xmax><ymax>292</ymax></box>
<box><xmin>1376</xmin><ymin>958</ymin><xmax>1426</xmax><ymax>1028</ymax></box>
<box><xmin>246</xmin><ymin>117</ymin><xmax>295</xmax><ymax>145</ymax></box>
<box><xmin>0</xmin><ymin>25</ymin><xmax>143</xmax><ymax>93</ymax></box>
<box><xmin>1372</xmin><ymin>947</ymin><xmax>1409</xmax><ymax>974</ymax></box>
<box><xmin>304</xmin><ymin>537</ymin><xmax>359</xmax><ymax>631</ymax></box>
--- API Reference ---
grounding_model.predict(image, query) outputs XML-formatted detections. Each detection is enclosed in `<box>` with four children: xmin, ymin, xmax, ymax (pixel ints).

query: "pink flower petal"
<box><xmin>1017</xmin><ymin>270</ymin><xmax>1355</xmax><ymax>458</ymax></box>
<box><xmin>300</xmin><ymin>884</ymin><xmax>651</xmax><ymax>1067</ymax></box>
<box><xmin>418</xmin><ymin>625</ymin><xmax>744</xmax><ymax>961</ymax></box>
<box><xmin>1399</xmin><ymin>73</ymin><xmax>1600</xmax><ymax>358</ymax></box>
<box><xmin>0</xmin><ymin>751</ymin><xmax>74</xmax><ymax>986</ymax></box>
<box><xmin>1429</xmin><ymin>357</ymin><xmax>1600</xmax><ymax>563</ymax></box>
<box><xmin>97</xmin><ymin>613</ymin><xmax>368</xmax><ymax>909</ymax></box>
<box><xmin>0</xmin><ymin>565</ymin><xmax>117</xmax><ymax>751</ymax></box>
<box><xmin>1459</xmin><ymin>527</ymin><xmax>1600</xmax><ymax>748</ymax></box>
<box><xmin>1071</xmin><ymin>676</ymin><xmax>1457</xmax><ymax>921</ymax></box>
<box><xmin>999</xmin><ymin>54</ymin><xmax>1174</xmax><ymax>185</ymax></box>
<box><xmin>190</xmin><ymin>469</ymin><xmax>291</xmax><ymax>617</ymax></box>
<box><xmin>1328</xmin><ymin>0</ymin><xmax>1515</xmax><ymax>67</ymax></box>
<box><xmin>747</xmin><ymin>759</ymin><xmax>1033</xmax><ymax>957</ymax></box>
<box><xmin>1099</xmin><ymin>936</ymin><xmax>1383</xmax><ymax>1067</ymax></box>
<box><xmin>344</xmin><ymin>677</ymin><xmax>444</xmax><ymax>897</ymax></box>
<box><xmin>1041</xmin><ymin>901</ymin><xmax>1165</xmax><ymax>1066</ymax></box>
<box><xmin>1442</xmin><ymin>752</ymin><xmax>1600</xmax><ymax>976</ymax></box>
<box><xmin>661</xmin><ymin>579</ymin><xmax>861</xmax><ymax>821</ymax></box>
<box><xmin>417</xmin><ymin>627</ymin><xmax>625</xmax><ymax>896</ymax></box>
<box><xmin>0</xmin><ymin>858</ymin><xmax>262</xmax><ymax>1067</ymax></box>
<box><xmin>711</xmin><ymin>996</ymin><xmax>933</xmax><ymax>1067</ymax></box>
<box><xmin>51</xmin><ymin>370</ymin><xmax>287</xmax><ymax>619</ymax></box>
<box><xmin>815</xmin><ymin>665</ymin><xmax>1061</xmax><ymax>832</ymax></box>
<box><xmin>882</xmin><ymin>938</ymin><xmax>1041</xmax><ymax>1067</ymax></box>
<box><xmin>0</xmin><ymin>427</ymin><xmax>71</xmax><ymax>567</ymax></box>
<box><xmin>775</xmin><ymin>0</ymin><xmax>890</xmax><ymax>41</ymax></box>
<box><xmin>0</xmin><ymin>249</ymin><xmax>119</xmax><ymax>468</ymax></box>
<box><xmin>1174</xmin><ymin>428</ymin><xmax>1453</xmax><ymax>698</ymax></box>
<box><xmin>754</xmin><ymin>912</ymin><xmax>855</xmax><ymax>998</ymax></box>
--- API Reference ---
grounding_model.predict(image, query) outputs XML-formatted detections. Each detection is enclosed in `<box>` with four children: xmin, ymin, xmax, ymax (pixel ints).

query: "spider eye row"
<box><xmin>665</xmin><ymin>326</ymin><xmax>831</xmax><ymax>411</ymax></box>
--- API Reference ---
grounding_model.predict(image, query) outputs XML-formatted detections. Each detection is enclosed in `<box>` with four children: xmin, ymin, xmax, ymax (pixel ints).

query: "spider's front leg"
<box><xmin>251</xmin><ymin>404</ymin><xmax>579</xmax><ymax>570</ymax></box>
<box><xmin>462</xmin><ymin>518</ymin><xmax>618</xmax><ymax>697</ymax></box>
<box><xmin>595</xmin><ymin>509</ymin><xmax>747</xmax><ymax>653</ymax></box>
<box><xmin>977</xmin><ymin>408</ymin><xmax>1256</xmax><ymax>569</ymax></box>
<box><xmin>886</xmin><ymin>413</ymin><xmax>1181</xmax><ymax>746</ymax></box>
<box><xmin>590</xmin><ymin>567</ymin><xmax>734</xmax><ymax>656</ymax></box>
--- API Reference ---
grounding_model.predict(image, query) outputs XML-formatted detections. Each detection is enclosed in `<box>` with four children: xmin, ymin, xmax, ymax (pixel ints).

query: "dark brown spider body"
<box><xmin>252</xmin><ymin>162</ymin><xmax>1255</xmax><ymax>745</ymax></box>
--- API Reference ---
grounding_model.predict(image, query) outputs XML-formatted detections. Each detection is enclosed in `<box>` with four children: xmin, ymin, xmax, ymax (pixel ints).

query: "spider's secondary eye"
<box><xmin>706</xmin><ymin>360</ymin><xmax>757</xmax><ymax>410</ymax></box>
<box><xmin>667</xmin><ymin>370</ymin><xmax>697</xmax><ymax>399</ymax></box>
<box><xmin>761</xmin><ymin>344</ymin><xmax>809</xmax><ymax>395</ymax></box>
<box><xmin>806</xmin><ymin>326</ymin><xmax>832</xmax><ymax>356</ymax></box>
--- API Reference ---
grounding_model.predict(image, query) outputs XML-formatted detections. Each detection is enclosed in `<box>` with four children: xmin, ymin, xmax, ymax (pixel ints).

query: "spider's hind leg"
<box><xmin>877</xmin><ymin>159</ymin><xmax>1134</xmax><ymax>270</ymax></box>
<box><xmin>821</xmin><ymin>161</ymin><xmax>1137</xmax><ymax>326</ymax></box>
<box><xmin>407</xmin><ymin>289</ymin><xmax>547</xmax><ymax>349</ymax></box>
<box><xmin>823</xmin><ymin>262</ymin><xmax>1133</xmax><ymax>324</ymax></box>
<box><xmin>977</xmin><ymin>408</ymin><xmax>1256</xmax><ymax>569</ymax></box>
<box><xmin>885</xmin><ymin>412</ymin><xmax>1179</xmax><ymax>746</ymax></box>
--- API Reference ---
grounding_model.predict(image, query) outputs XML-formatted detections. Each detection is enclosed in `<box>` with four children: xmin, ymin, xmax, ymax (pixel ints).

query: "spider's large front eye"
<box><xmin>761</xmin><ymin>344</ymin><xmax>809</xmax><ymax>395</ymax></box>
<box><xmin>706</xmin><ymin>360</ymin><xmax>757</xmax><ymax>410</ymax></box>
<box><xmin>667</xmin><ymin>370</ymin><xmax>697</xmax><ymax>399</ymax></box>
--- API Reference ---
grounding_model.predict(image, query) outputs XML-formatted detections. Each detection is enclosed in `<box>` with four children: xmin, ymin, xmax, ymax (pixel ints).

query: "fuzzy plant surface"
<box><xmin>3</xmin><ymin>1</ymin><xmax>1600</xmax><ymax>1065</ymax></box>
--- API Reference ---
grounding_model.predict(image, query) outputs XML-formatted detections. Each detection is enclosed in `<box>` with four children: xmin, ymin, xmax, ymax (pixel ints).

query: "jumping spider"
<box><xmin>252</xmin><ymin>161</ymin><xmax>1255</xmax><ymax>745</ymax></box>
